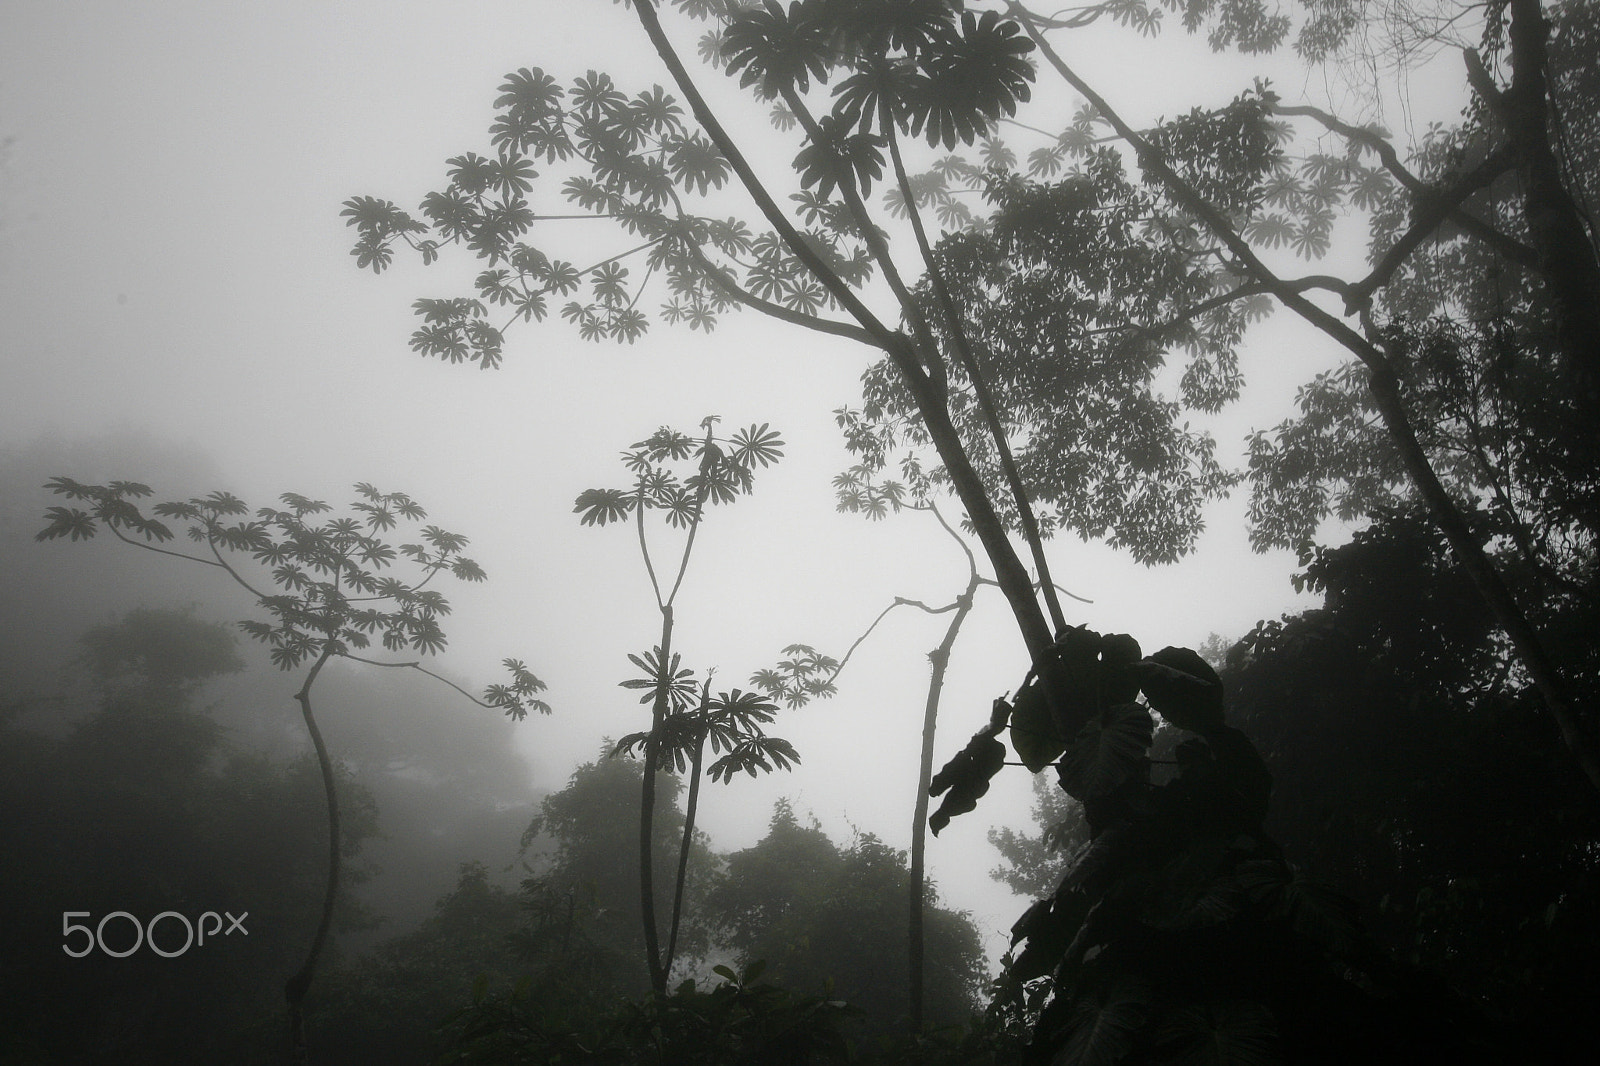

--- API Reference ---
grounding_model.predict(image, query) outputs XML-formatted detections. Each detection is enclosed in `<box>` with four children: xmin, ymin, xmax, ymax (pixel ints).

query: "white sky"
<box><xmin>0</xmin><ymin>1</ymin><xmax>1472</xmax><ymax>962</ymax></box>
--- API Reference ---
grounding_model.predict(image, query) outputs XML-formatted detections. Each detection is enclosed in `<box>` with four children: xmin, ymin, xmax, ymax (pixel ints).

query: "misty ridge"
<box><xmin>4</xmin><ymin>0</ymin><xmax>1600</xmax><ymax>1064</ymax></box>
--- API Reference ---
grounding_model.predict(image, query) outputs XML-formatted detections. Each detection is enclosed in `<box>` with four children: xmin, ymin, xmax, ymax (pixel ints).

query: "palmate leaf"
<box><xmin>620</xmin><ymin>647</ymin><xmax>697</xmax><ymax>707</ymax></box>
<box><xmin>707</xmin><ymin>735</ymin><xmax>801</xmax><ymax>783</ymax></box>
<box><xmin>1151</xmin><ymin>1000</ymin><xmax>1281</xmax><ymax>1066</ymax></box>
<box><xmin>727</xmin><ymin>422</ymin><xmax>785</xmax><ymax>468</ymax></box>
<box><xmin>1055</xmin><ymin>981</ymin><xmax>1148</xmax><ymax>1066</ymax></box>
<box><xmin>907</xmin><ymin>10</ymin><xmax>1035</xmax><ymax>149</ymax></box>
<box><xmin>574</xmin><ymin>487</ymin><xmax>635</xmax><ymax>526</ymax></box>
<box><xmin>36</xmin><ymin>506</ymin><xmax>98</xmax><ymax>542</ymax></box>
<box><xmin>663</xmin><ymin>131</ymin><xmax>730</xmax><ymax>195</ymax></box>
<box><xmin>794</xmin><ymin>114</ymin><xmax>886</xmax><ymax>198</ymax></box>
<box><xmin>720</xmin><ymin>0</ymin><xmax>835</xmax><ymax>99</ymax></box>
<box><xmin>709</xmin><ymin>687</ymin><xmax>779</xmax><ymax>726</ymax></box>
<box><xmin>495</xmin><ymin>67</ymin><xmax>565</xmax><ymax>121</ymax></box>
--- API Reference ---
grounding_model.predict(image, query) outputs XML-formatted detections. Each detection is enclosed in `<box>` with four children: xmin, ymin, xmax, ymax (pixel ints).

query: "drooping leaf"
<box><xmin>1008</xmin><ymin>684</ymin><xmax>1065</xmax><ymax>773</ymax></box>
<box><xmin>928</xmin><ymin>728</ymin><xmax>1006</xmax><ymax>835</ymax></box>
<box><xmin>1151</xmin><ymin>1000</ymin><xmax>1281</xmax><ymax>1066</ymax></box>
<box><xmin>1137</xmin><ymin>646</ymin><xmax>1226</xmax><ymax>733</ymax></box>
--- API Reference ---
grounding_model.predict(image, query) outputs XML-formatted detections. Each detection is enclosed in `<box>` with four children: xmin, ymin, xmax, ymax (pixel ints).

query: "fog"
<box><xmin>0</xmin><ymin>0</ymin><xmax>1509</xmax><ymax>1062</ymax></box>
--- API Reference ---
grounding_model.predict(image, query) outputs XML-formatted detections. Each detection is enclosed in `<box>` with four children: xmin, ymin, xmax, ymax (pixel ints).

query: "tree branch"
<box><xmin>1011</xmin><ymin>0</ymin><xmax>1600</xmax><ymax>794</ymax></box>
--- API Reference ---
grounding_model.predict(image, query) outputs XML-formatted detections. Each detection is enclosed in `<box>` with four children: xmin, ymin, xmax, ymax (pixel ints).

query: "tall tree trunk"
<box><xmin>665</xmin><ymin>683</ymin><xmax>710</xmax><ymax>980</ymax></box>
<box><xmin>284</xmin><ymin>646</ymin><xmax>338</xmax><ymax>1066</ymax></box>
<box><xmin>909</xmin><ymin>578</ymin><xmax>978</xmax><ymax>1032</ymax></box>
<box><xmin>629</xmin><ymin>0</ymin><xmax>1054</xmax><ymax>658</ymax></box>
<box><xmin>638</xmin><ymin>605</ymin><xmax>673</xmax><ymax>996</ymax></box>
<box><xmin>1496</xmin><ymin>0</ymin><xmax>1600</xmax><ymax>409</ymax></box>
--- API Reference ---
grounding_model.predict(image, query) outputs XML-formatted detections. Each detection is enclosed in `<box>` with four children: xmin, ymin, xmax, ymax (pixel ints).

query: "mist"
<box><xmin>5</xmin><ymin>0</ymin><xmax>1597</xmax><ymax>1063</ymax></box>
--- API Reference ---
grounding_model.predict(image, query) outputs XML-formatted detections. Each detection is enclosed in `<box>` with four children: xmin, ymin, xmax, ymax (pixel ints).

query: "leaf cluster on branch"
<box><xmin>38</xmin><ymin>478</ymin><xmax>547</xmax><ymax>718</ymax></box>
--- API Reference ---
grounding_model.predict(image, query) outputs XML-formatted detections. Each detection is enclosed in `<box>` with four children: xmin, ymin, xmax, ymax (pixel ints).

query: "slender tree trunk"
<box><xmin>638</xmin><ymin>605</ymin><xmax>673</xmax><ymax>997</ymax></box>
<box><xmin>909</xmin><ymin>579</ymin><xmax>978</xmax><ymax>1032</ymax></box>
<box><xmin>284</xmin><ymin>645</ymin><xmax>338</xmax><ymax>1066</ymax></box>
<box><xmin>665</xmin><ymin>683</ymin><xmax>710</xmax><ymax>980</ymax></box>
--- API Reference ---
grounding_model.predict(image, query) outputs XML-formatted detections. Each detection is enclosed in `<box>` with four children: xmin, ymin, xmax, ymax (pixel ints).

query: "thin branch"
<box><xmin>686</xmin><ymin>241</ymin><xmax>877</xmax><ymax>344</ymax></box>
<box><xmin>337</xmin><ymin>653</ymin><xmax>500</xmax><ymax>708</ymax></box>
<box><xmin>104</xmin><ymin>523</ymin><xmax>225</xmax><ymax>569</ymax></box>
<box><xmin>636</xmin><ymin>480</ymin><xmax>666</xmax><ymax>610</ymax></box>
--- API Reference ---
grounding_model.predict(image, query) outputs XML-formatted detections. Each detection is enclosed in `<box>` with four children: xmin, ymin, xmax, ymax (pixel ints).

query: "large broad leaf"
<box><xmin>1055</xmin><ymin>981</ymin><xmax>1148</xmax><ymax>1066</ymax></box>
<box><xmin>928</xmin><ymin>729</ymin><xmax>1006</xmax><ymax>835</ymax></box>
<box><xmin>1152</xmin><ymin>1001</ymin><xmax>1281</xmax><ymax>1066</ymax></box>
<box><xmin>1235</xmin><ymin>860</ymin><xmax>1360</xmax><ymax>959</ymax></box>
<box><xmin>1009</xmin><ymin>682</ymin><xmax>1065</xmax><ymax>772</ymax></box>
<box><xmin>1035</xmin><ymin>625</ymin><xmax>1105</xmax><ymax>740</ymax></box>
<box><xmin>1137</xmin><ymin>646</ymin><xmax>1225</xmax><ymax>733</ymax></box>
<box><xmin>1058</xmin><ymin>703</ymin><xmax>1153</xmax><ymax>802</ymax></box>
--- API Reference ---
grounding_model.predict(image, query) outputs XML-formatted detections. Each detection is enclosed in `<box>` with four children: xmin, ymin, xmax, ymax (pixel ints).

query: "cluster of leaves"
<box><xmin>574</xmin><ymin>421</ymin><xmax>784</xmax><ymax>529</ymax></box>
<box><xmin>37</xmin><ymin>478</ymin><xmax>547</xmax><ymax>718</ymax></box>
<box><xmin>343</xmin><ymin>58</ymin><xmax>746</xmax><ymax>360</ymax></box>
<box><xmin>862</xmin><ymin>137</ymin><xmax>1264</xmax><ymax>562</ymax></box>
<box><xmin>750</xmin><ymin>643</ymin><xmax>842</xmax><ymax>708</ymax></box>
<box><xmin>927</xmin><ymin>627</ymin><xmax>1458</xmax><ymax>1062</ymax></box>
<box><xmin>616</xmin><ymin>666</ymin><xmax>801</xmax><ymax>783</ymax></box>
<box><xmin>343</xmin><ymin>1</ymin><xmax>1043</xmax><ymax>362</ymax></box>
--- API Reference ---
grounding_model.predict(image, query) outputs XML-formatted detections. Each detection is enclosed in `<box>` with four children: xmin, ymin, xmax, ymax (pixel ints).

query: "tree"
<box><xmin>517</xmin><ymin>751</ymin><xmax>719</xmax><ymax>1002</ymax></box>
<box><xmin>575</xmin><ymin>418</ymin><xmax>797</xmax><ymax>994</ymax></box>
<box><xmin>37</xmin><ymin>479</ymin><xmax>544</xmax><ymax>1062</ymax></box>
<box><xmin>0</xmin><ymin>609</ymin><xmax>382</xmax><ymax>1065</ymax></box>
<box><xmin>709</xmin><ymin>799</ymin><xmax>989</xmax><ymax>1040</ymax></box>
<box><xmin>1222</xmin><ymin>508</ymin><xmax>1600</xmax><ymax>1056</ymax></box>
<box><xmin>342</xmin><ymin>0</ymin><xmax>1238</xmax><ymax>669</ymax></box>
<box><xmin>990</xmin><ymin>0</ymin><xmax>1600</xmax><ymax>789</ymax></box>
<box><xmin>751</xmin><ymin>407</ymin><xmax>1094</xmax><ymax>1031</ymax></box>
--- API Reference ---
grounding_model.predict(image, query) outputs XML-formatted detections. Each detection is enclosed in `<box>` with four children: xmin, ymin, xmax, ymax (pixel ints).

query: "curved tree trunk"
<box><xmin>284</xmin><ymin>645</ymin><xmax>338</xmax><ymax>1066</ymax></box>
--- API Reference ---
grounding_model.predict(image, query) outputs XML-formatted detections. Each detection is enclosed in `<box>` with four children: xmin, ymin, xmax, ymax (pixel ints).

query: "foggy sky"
<box><xmin>0</xmin><ymin>0</ymin><xmax>1469</xmax><ymax>957</ymax></box>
